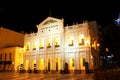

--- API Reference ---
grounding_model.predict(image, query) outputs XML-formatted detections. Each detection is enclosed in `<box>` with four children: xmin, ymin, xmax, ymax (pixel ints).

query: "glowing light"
<box><xmin>54</xmin><ymin>37</ymin><xmax>60</xmax><ymax>46</ymax></box>
<box><xmin>70</xmin><ymin>58</ymin><xmax>74</xmax><ymax>70</ymax></box>
<box><xmin>106</xmin><ymin>48</ymin><xmax>109</xmax><ymax>52</ymax></box>
<box><xmin>85</xmin><ymin>39</ymin><xmax>89</xmax><ymax>46</ymax></box>
<box><xmin>25</xmin><ymin>42</ymin><xmax>30</xmax><ymax>51</ymax></box>
<box><xmin>80</xmin><ymin>58</ymin><xmax>85</xmax><ymax>70</ymax></box>
<box><xmin>68</xmin><ymin>36</ymin><xmax>73</xmax><ymax>46</ymax></box>
<box><xmin>79</xmin><ymin>34</ymin><xmax>85</xmax><ymax>45</ymax></box>
<box><xmin>40</xmin><ymin>59</ymin><xmax>44</xmax><ymax>70</ymax></box>
<box><xmin>25</xmin><ymin>60</ymin><xmax>29</xmax><ymax>71</ymax></box>
<box><xmin>97</xmin><ymin>43</ymin><xmax>100</xmax><ymax>46</ymax></box>
<box><xmin>33</xmin><ymin>42</ymin><xmax>37</xmax><ymax>50</ymax></box>
<box><xmin>33</xmin><ymin>60</ymin><xmax>36</xmax><ymax>64</ymax></box>
<box><xmin>47</xmin><ymin>38</ymin><xmax>51</xmax><ymax>47</ymax></box>
<box><xmin>40</xmin><ymin>39</ymin><xmax>44</xmax><ymax>48</ymax></box>
<box><xmin>80</xmin><ymin>34</ymin><xmax>84</xmax><ymax>39</ymax></box>
<box><xmin>56</xmin><ymin>58</ymin><xmax>60</xmax><ymax>70</ymax></box>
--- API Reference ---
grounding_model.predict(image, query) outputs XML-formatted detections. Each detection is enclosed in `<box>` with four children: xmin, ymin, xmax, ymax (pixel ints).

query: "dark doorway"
<box><xmin>56</xmin><ymin>62</ymin><xmax>58</xmax><ymax>72</ymax></box>
<box><xmin>48</xmin><ymin>59</ymin><xmax>50</xmax><ymax>72</ymax></box>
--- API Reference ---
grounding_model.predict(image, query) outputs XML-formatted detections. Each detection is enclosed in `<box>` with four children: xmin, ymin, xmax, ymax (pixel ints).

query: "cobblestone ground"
<box><xmin>0</xmin><ymin>72</ymin><xmax>94</xmax><ymax>80</ymax></box>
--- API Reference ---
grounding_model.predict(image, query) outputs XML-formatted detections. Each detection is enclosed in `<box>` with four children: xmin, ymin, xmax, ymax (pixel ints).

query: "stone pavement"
<box><xmin>0</xmin><ymin>72</ymin><xmax>94</xmax><ymax>80</ymax></box>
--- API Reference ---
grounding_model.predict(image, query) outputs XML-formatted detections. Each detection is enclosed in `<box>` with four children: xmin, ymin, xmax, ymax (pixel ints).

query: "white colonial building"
<box><xmin>23</xmin><ymin>17</ymin><xmax>99</xmax><ymax>73</ymax></box>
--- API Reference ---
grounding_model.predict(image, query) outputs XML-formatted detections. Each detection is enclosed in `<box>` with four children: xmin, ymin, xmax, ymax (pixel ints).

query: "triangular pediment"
<box><xmin>37</xmin><ymin>17</ymin><xmax>62</xmax><ymax>28</ymax></box>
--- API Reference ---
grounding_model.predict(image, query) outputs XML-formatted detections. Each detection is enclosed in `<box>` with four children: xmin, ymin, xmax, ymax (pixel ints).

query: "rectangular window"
<box><xmin>79</xmin><ymin>34</ymin><xmax>85</xmax><ymax>45</ymax></box>
<box><xmin>39</xmin><ymin>39</ymin><xmax>44</xmax><ymax>49</ymax></box>
<box><xmin>5</xmin><ymin>53</ymin><xmax>6</xmax><ymax>60</ymax></box>
<box><xmin>54</xmin><ymin>37</ymin><xmax>60</xmax><ymax>47</ymax></box>
<box><xmin>69</xmin><ymin>40</ymin><xmax>74</xmax><ymax>46</ymax></box>
<box><xmin>47</xmin><ymin>38</ymin><xmax>51</xmax><ymax>48</ymax></box>
<box><xmin>33</xmin><ymin>43</ymin><xmax>36</xmax><ymax>50</ymax></box>
<box><xmin>0</xmin><ymin>54</ymin><xmax>2</xmax><ymax>60</ymax></box>
<box><xmin>55</xmin><ymin>42</ymin><xmax>60</xmax><ymax>47</ymax></box>
<box><xmin>79</xmin><ymin>39</ymin><xmax>84</xmax><ymax>45</ymax></box>
<box><xmin>47</xmin><ymin>43</ymin><xmax>51</xmax><ymax>48</ymax></box>
<box><xmin>26</xmin><ymin>44</ymin><xmax>30</xmax><ymax>51</ymax></box>
<box><xmin>9</xmin><ymin>53</ymin><xmax>12</xmax><ymax>60</ymax></box>
<box><xmin>68</xmin><ymin>36</ymin><xmax>74</xmax><ymax>46</ymax></box>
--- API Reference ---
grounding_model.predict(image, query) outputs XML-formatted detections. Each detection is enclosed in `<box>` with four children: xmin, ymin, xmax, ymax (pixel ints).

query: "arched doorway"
<box><xmin>55</xmin><ymin>58</ymin><xmax>60</xmax><ymax>72</ymax></box>
<box><xmin>25</xmin><ymin>60</ymin><xmax>29</xmax><ymax>71</ymax></box>
<box><xmin>70</xmin><ymin>58</ymin><xmax>74</xmax><ymax>70</ymax></box>
<box><xmin>80</xmin><ymin>58</ymin><xmax>85</xmax><ymax>73</ymax></box>
<box><xmin>48</xmin><ymin>59</ymin><xmax>51</xmax><ymax>72</ymax></box>
<box><xmin>33</xmin><ymin>60</ymin><xmax>36</xmax><ymax>73</ymax></box>
<box><xmin>40</xmin><ymin>59</ymin><xmax>44</xmax><ymax>70</ymax></box>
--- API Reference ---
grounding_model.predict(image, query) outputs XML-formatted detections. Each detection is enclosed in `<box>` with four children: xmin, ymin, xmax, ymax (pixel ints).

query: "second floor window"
<box><xmin>33</xmin><ymin>43</ymin><xmax>37</xmax><ymax>50</ymax></box>
<box><xmin>5</xmin><ymin>53</ymin><xmax>6</xmax><ymax>60</ymax></box>
<box><xmin>9</xmin><ymin>53</ymin><xmax>12</xmax><ymax>60</ymax></box>
<box><xmin>79</xmin><ymin>34</ymin><xmax>85</xmax><ymax>45</ymax></box>
<box><xmin>0</xmin><ymin>54</ymin><xmax>2</xmax><ymax>60</ymax></box>
<box><xmin>39</xmin><ymin>39</ymin><xmax>44</xmax><ymax>49</ymax></box>
<box><xmin>26</xmin><ymin>43</ymin><xmax>30</xmax><ymax>51</ymax></box>
<box><xmin>54</xmin><ymin>37</ymin><xmax>60</xmax><ymax>47</ymax></box>
<box><xmin>33</xmin><ymin>44</ymin><xmax>36</xmax><ymax>50</ymax></box>
<box><xmin>47</xmin><ymin>38</ymin><xmax>51</xmax><ymax>48</ymax></box>
<box><xmin>68</xmin><ymin>36</ymin><xmax>74</xmax><ymax>46</ymax></box>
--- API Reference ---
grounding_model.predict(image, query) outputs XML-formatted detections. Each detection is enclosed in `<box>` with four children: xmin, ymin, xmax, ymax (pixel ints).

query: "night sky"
<box><xmin>0</xmin><ymin>1</ymin><xmax>120</xmax><ymax>33</ymax></box>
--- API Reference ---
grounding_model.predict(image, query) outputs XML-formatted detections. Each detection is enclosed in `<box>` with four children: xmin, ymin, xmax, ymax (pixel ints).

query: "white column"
<box><xmin>76</xmin><ymin>52</ymin><xmax>79</xmax><ymax>70</ymax></box>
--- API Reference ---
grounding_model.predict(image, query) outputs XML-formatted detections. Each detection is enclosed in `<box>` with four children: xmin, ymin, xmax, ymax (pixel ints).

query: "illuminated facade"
<box><xmin>0</xmin><ymin>46</ymin><xmax>23</xmax><ymax>72</ymax></box>
<box><xmin>23</xmin><ymin>17</ymin><xmax>99</xmax><ymax>73</ymax></box>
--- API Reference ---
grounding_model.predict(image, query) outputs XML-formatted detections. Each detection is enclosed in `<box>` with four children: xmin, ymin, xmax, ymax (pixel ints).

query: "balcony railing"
<box><xmin>39</xmin><ymin>47</ymin><xmax>44</xmax><ymax>49</ymax></box>
<box><xmin>55</xmin><ymin>45</ymin><xmax>60</xmax><ymax>47</ymax></box>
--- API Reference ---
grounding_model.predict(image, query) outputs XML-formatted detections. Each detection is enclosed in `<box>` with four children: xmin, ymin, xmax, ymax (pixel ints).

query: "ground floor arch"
<box><xmin>23</xmin><ymin>51</ymin><xmax>94</xmax><ymax>74</ymax></box>
<box><xmin>25</xmin><ymin>60</ymin><xmax>29</xmax><ymax>71</ymax></box>
<box><xmin>55</xmin><ymin>58</ymin><xmax>60</xmax><ymax>72</ymax></box>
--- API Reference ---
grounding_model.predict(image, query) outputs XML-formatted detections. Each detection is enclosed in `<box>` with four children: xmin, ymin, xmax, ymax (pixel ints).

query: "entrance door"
<box><xmin>56</xmin><ymin>62</ymin><xmax>58</xmax><ymax>72</ymax></box>
<box><xmin>48</xmin><ymin>59</ymin><xmax>50</xmax><ymax>72</ymax></box>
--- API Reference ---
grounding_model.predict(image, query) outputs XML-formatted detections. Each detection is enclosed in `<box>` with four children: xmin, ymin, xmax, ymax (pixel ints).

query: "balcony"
<box><xmin>55</xmin><ymin>45</ymin><xmax>60</xmax><ymax>47</ymax></box>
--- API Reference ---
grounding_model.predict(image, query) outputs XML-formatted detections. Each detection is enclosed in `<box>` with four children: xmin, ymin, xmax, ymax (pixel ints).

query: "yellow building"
<box><xmin>0</xmin><ymin>27</ymin><xmax>24</xmax><ymax>72</ymax></box>
<box><xmin>23</xmin><ymin>17</ymin><xmax>99</xmax><ymax>73</ymax></box>
<box><xmin>0</xmin><ymin>46</ymin><xmax>23</xmax><ymax>72</ymax></box>
<box><xmin>0</xmin><ymin>27</ymin><xmax>24</xmax><ymax>48</ymax></box>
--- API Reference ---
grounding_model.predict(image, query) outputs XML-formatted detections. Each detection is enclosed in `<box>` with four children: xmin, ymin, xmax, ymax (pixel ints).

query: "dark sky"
<box><xmin>0</xmin><ymin>1</ymin><xmax>120</xmax><ymax>33</ymax></box>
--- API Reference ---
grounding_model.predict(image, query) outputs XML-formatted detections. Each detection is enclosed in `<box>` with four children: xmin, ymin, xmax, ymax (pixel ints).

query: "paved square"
<box><xmin>0</xmin><ymin>72</ymin><xmax>94</xmax><ymax>80</ymax></box>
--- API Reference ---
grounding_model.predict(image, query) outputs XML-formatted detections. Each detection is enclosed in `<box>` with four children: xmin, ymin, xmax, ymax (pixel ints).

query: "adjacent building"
<box><xmin>0</xmin><ymin>27</ymin><xmax>24</xmax><ymax>48</ymax></box>
<box><xmin>23</xmin><ymin>17</ymin><xmax>100</xmax><ymax>73</ymax></box>
<box><xmin>0</xmin><ymin>27</ymin><xmax>24</xmax><ymax>72</ymax></box>
<box><xmin>0</xmin><ymin>47</ymin><xmax>23</xmax><ymax>72</ymax></box>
